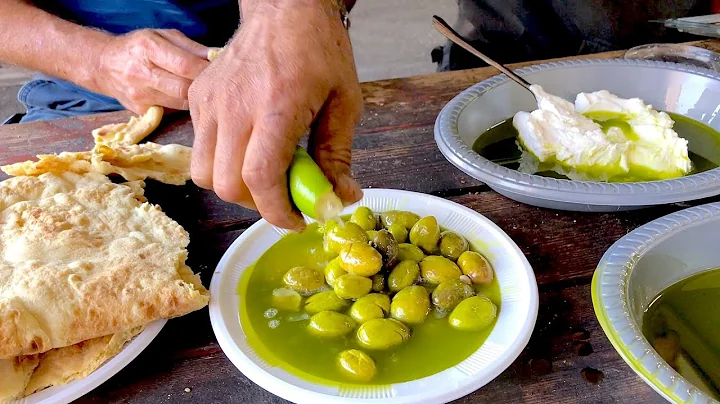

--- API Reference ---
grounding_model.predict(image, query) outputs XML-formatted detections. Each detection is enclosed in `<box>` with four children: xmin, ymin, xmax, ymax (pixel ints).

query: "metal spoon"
<box><xmin>432</xmin><ymin>15</ymin><xmax>536</xmax><ymax>99</ymax></box>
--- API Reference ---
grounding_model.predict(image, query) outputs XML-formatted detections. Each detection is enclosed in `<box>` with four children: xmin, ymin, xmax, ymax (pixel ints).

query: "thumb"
<box><xmin>309</xmin><ymin>87</ymin><xmax>364</xmax><ymax>205</ymax></box>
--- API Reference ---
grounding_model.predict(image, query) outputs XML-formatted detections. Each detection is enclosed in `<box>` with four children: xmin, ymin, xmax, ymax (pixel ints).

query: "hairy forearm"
<box><xmin>0</xmin><ymin>0</ymin><xmax>111</xmax><ymax>90</ymax></box>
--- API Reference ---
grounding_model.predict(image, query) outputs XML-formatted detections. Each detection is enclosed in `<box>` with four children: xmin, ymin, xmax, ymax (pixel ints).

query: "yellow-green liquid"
<box><xmin>237</xmin><ymin>223</ymin><xmax>501</xmax><ymax>386</ymax></box>
<box><xmin>643</xmin><ymin>268</ymin><xmax>720</xmax><ymax>399</ymax></box>
<box><xmin>473</xmin><ymin>112</ymin><xmax>720</xmax><ymax>178</ymax></box>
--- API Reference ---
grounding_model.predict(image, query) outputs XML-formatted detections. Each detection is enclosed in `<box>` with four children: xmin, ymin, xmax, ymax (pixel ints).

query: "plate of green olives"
<box><xmin>209</xmin><ymin>189</ymin><xmax>538</xmax><ymax>404</ymax></box>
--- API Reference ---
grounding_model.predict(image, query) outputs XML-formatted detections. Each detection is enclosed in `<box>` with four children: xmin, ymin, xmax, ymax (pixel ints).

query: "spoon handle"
<box><xmin>432</xmin><ymin>15</ymin><xmax>533</xmax><ymax>91</ymax></box>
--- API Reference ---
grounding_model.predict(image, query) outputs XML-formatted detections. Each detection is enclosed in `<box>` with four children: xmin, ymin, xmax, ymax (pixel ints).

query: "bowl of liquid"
<box><xmin>592</xmin><ymin>202</ymin><xmax>720</xmax><ymax>403</ymax></box>
<box><xmin>208</xmin><ymin>189</ymin><xmax>538</xmax><ymax>404</ymax></box>
<box><xmin>434</xmin><ymin>58</ymin><xmax>720</xmax><ymax>211</ymax></box>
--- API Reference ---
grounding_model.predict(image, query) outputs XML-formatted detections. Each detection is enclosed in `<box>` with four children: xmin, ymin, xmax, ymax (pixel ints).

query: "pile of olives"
<box><xmin>270</xmin><ymin>207</ymin><xmax>498</xmax><ymax>382</ymax></box>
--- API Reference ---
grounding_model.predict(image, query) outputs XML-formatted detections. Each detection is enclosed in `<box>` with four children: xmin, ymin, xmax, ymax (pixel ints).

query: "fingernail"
<box><xmin>338</xmin><ymin>174</ymin><xmax>363</xmax><ymax>204</ymax></box>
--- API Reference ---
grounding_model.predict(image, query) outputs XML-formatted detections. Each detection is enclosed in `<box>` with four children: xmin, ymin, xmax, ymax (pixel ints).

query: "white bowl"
<box><xmin>434</xmin><ymin>58</ymin><xmax>720</xmax><ymax>212</ymax></box>
<box><xmin>593</xmin><ymin>202</ymin><xmax>720</xmax><ymax>403</ymax></box>
<box><xmin>209</xmin><ymin>189</ymin><xmax>538</xmax><ymax>404</ymax></box>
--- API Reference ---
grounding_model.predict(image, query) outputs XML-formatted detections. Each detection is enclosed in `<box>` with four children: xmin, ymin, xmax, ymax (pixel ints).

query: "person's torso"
<box><xmin>448</xmin><ymin>0</ymin><xmax>713</xmax><ymax>69</ymax></box>
<box><xmin>32</xmin><ymin>0</ymin><xmax>240</xmax><ymax>47</ymax></box>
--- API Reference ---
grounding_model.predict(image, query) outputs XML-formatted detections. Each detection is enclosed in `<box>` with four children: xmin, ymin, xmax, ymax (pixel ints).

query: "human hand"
<box><xmin>92</xmin><ymin>29</ymin><xmax>210</xmax><ymax>114</ymax></box>
<box><xmin>188</xmin><ymin>0</ymin><xmax>364</xmax><ymax>230</ymax></box>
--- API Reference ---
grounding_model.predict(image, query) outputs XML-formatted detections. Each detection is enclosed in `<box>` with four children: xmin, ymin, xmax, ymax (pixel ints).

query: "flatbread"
<box><xmin>23</xmin><ymin>326</ymin><xmax>144</xmax><ymax>396</ymax></box>
<box><xmin>0</xmin><ymin>172</ymin><xmax>112</xmax><ymax>211</ymax></box>
<box><xmin>1</xmin><ymin>142</ymin><xmax>191</xmax><ymax>185</ymax></box>
<box><xmin>0</xmin><ymin>355</ymin><xmax>39</xmax><ymax>402</ymax></box>
<box><xmin>0</xmin><ymin>327</ymin><xmax>143</xmax><ymax>402</ymax></box>
<box><xmin>0</xmin><ymin>181</ymin><xmax>208</xmax><ymax>359</ymax></box>
<box><xmin>92</xmin><ymin>106</ymin><xmax>163</xmax><ymax>147</ymax></box>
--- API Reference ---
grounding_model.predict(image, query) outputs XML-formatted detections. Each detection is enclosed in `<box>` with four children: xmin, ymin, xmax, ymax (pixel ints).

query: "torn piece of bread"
<box><xmin>92</xmin><ymin>106</ymin><xmax>164</xmax><ymax>147</ymax></box>
<box><xmin>0</xmin><ymin>182</ymin><xmax>208</xmax><ymax>359</ymax></box>
<box><xmin>92</xmin><ymin>142</ymin><xmax>191</xmax><ymax>185</ymax></box>
<box><xmin>0</xmin><ymin>152</ymin><xmax>92</xmax><ymax>177</ymax></box>
<box><xmin>1</xmin><ymin>142</ymin><xmax>191</xmax><ymax>186</ymax></box>
<box><xmin>207</xmin><ymin>47</ymin><xmax>224</xmax><ymax>61</ymax></box>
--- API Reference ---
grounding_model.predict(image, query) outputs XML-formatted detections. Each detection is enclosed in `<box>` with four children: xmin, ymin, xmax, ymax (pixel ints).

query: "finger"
<box><xmin>189</xmin><ymin>105</ymin><xmax>218</xmax><ymax>190</ymax></box>
<box><xmin>309</xmin><ymin>87</ymin><xmax>364</xmax><ymax>205</ymax></box>
<box><xmin>212</xmin><ymin>110</ymin><xmax>256</xmax><ymax>210</ymax></box>
<box><xmin>149</xmin><ymin>65</ymin><xmax>192</xmax><ymax>103</ymax></box>
<box><xmin>155</xmin><ymin>29</ymin><xmax>210</xmax><ymax>59</ymax></box>
<box><xmin>243</xmin><ymin>109</ymin><xmax>308</xmax><ymax>231</ymax></box>
<box><xmin>147</xmin><ymin>34</ymin><xmax>210</xmax><ymax>80</ymax></box>
<box><xmin>122</xmin><ymin>87</ymin><xmax>187</xmax><ymax>113</ymax></box>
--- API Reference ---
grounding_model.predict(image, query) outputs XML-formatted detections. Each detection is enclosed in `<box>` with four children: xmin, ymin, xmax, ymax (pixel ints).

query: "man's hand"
<box><xmin>188</xmin><ymin>0</ymin><xmax>364</xmax><ymax>230</ymax></box>
<box><xmin>93</xmin><ymin>29</ymin><xmax>211</xmax><ymax>114</ymax></box>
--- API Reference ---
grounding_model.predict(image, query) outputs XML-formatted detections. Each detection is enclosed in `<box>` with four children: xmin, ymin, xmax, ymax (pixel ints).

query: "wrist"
<box><xmin>67</xmin><ymin>28</ymin><xmax>113</xmax><ymax>92</ymax></box>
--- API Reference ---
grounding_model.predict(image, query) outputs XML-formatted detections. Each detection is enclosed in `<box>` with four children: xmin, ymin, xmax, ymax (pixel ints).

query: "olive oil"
<box><xmin>472</xmin><ymin>112</ymin><xmax>720</xmax><ymax>178</ymax></box>
<box><xmin>643</xmin><ymin>268</ymin><xmax>720</xmax><ymax>399</ymax></box>
<box><xmin>237</xmin><ymin>223</ymin><xmax>501</xmax><ymax>386</ymax></box>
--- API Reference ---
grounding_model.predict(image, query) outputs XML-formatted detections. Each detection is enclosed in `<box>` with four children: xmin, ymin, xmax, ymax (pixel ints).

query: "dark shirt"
<box><xmin>434</xmin><ymin>0</ymin><xmax>713</xmax><ymax>71</ymax></box>
<box><xmin>33</xmin><ymin>0</ymin><xmax>239</xmax><ymax>47</ymax></box>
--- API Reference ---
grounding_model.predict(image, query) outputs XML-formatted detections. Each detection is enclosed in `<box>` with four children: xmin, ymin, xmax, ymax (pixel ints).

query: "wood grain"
<box><xmin>2</xmin><ymin>40</ymin><xmax>719</xmax><ymax>404</ymax></box>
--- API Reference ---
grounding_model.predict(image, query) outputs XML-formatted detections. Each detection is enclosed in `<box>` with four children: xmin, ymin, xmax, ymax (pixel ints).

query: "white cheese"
<box><xmin>512</xmin><ymin>85</ymin><xmax>692</xmax><ymax>182</ymax></box>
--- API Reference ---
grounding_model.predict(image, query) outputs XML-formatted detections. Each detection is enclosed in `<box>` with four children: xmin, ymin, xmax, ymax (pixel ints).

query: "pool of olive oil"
<box><xmin>237</xmin><ymin>223</ymin><xmax>501</xmax><ymax>386</ymax></box>
<box><xmin>472</xmin><ymin>112</ymin><xmax>720</xmax><ymax>178</ymax></box>
<box><xmin>643</xmin><ymin>268</ymin><xmax>720</xmax><ymax>399</ymax></box>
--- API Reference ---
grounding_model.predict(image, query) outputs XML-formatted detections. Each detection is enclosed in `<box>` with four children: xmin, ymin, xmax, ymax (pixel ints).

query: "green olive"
<box><xmin>350</xmin><ymin>293</ymin><xmax>390</xmax><ymax>323</ymax></box>
<box><xmin>387</xmin><ymin>223</ymin><xmax>408</xmax><ymax>243</ymax></box>
<box><xmin>324</xmin><ymin>222</ymin><xmax>369</xmax><ymax>255</ymax></box>
<box><xmin>457</xmin><ymin>251</ymin><xmax>494</xmax><ymax>285</ymax></box>
<box><xmin>356</xmin><ymin>318</ymin><xmax>411</xmax><ymax>350</ymax></box>
<box><xmin>431</xmin><ymin>279</ymin><xmax>475</xmax><ymax>311</ymax></box>
<box><xmin>324</xmin><ymin>257</ymin><xmax>347</xmax><ymax>287</ymax></box>
<box><xmin>337</xmin><ymin>349</ymin><xmax>377</xmax><ymax>382</ymax></box>
<box><xmin>305</xmin><ymin>290</ymin><xmax>349</xmax><ymax>314</ymax></box>
<box><xmin>387</xmin><ymin>260</ymin><xmax>420</xmax><ymax>292</ymax></box>
<box><xmin>271</xmin><ymin>288</ymin><xmax>303</xmax><ymax>312</ymax></box>
<box><xmin>359</xmin><ymin>293</ymin><xmax>391</xmax><ymax>313</ymax></box>
<box><xmin>350</xmin><ymin>300</ymin><xmax>385</xmax><ymax>324</ymax></box>
<box><xmin>419</xmin><ymin>256</ymin><xmax>462</xmax><ymax>284</ymax></box>
<box><xmin>448</xmin><ymin>296</ymin><xmax>497</xmax><ymax>331</ymax></box>
<box><xmin>308</xmin><ymin>311</ymin><xmax>356</xmax><ymax>337</ymax></box>
<box><xmin>350</xmin><ymin>206</ymin><xmax>378</xmax><ymax>231</ymax></box>
<box><xmin>397</xmin><ymin>243</ymin><xmax>425</xmax><ymax>262</ymax></box>
<box><xmin>371</xmin><ymin>229</ymin><xmax>399</xmax><ymax>269</ymax></box>
<box><xmin>339</xmin><ymin>242</ymin><xmax>383</xmax><ymax>277</ymax></box>
<box><xmin>409</xmin><ymin>216</ymin><xmax>441</xmax><ymax>253</ymax></box>
<box><xmin>371</xmin><ymin>274</ymin><xmax>386</xmax><ymax>292</ymax></box>
<box><xmin>282</xmin><ymin>266</ymin><xmax>325</xmax><ymax>295</ymax></box>
<box><xmin>438</xmin><ymin>231</ymin><xmax>469</xmax><ymax>261</ymax></box>
<box><xmin>367</xmin><ymin>230</ymin><xmax>378</xmax><ymax>240</ymax></box>
<box><xmin>349</xmin><ymin>293</ymin><xmax>390</xmax><ymax>324</ymax></box>
<box><xmin>390</xmin><ymin>285</ymin><xmax>430</xmax><ymax>324</ymax></box>
<box><xmin>334</xmin><ymin>274</ymin><xmax>372</xmax><ymax>299</ymax></box>
<box><xmin>380</xmin><ymin>210</ymin><xmax>420</xmax><ymax>229</ymax></box>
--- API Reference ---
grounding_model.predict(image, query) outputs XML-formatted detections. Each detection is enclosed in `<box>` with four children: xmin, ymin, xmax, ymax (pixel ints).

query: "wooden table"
<box><xmin>2</xmin><ymin>40</ymin><xmax>720</xmax><ymax>404</ymax></box>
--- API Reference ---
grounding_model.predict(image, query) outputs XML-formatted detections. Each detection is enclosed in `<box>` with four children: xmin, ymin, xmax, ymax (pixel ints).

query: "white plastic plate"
<box><xmin>10</xmin><ymin>320</ymin><xmax>166</xmax><ymax>404</ymax></box>
<box><xmin>209</xmin><ymin>189</ymin><xmax>539</xmax><ymax>404</ymax></box>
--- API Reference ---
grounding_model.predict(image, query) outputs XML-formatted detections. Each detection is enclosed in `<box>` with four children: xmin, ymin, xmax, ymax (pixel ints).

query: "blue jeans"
<box><xmin>18</xmin><ymin>73</ymin><xmax>125</xmax><ymax>123</ymax></box>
